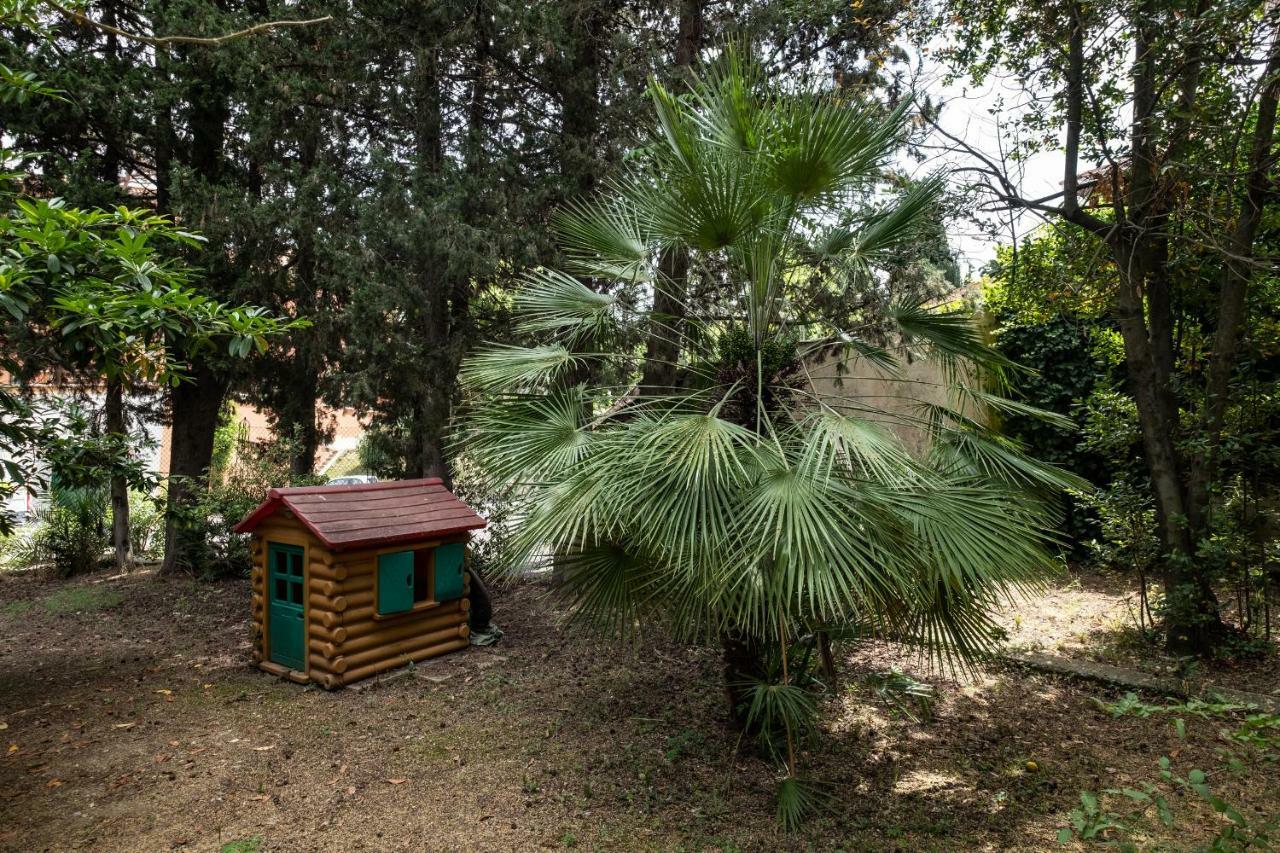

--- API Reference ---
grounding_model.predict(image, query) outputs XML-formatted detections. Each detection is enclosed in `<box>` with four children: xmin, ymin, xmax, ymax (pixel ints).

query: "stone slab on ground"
<box><xmin>1004</xmin><ymin>650</ymin><xmax>1280</xmax><ymax>714</ymax></box>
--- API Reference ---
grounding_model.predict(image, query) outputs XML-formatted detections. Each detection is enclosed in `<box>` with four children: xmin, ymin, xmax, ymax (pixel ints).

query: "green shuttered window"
<box><xmin>434</xmin><ymin>542</ymin><xmax>465</xmax><ymax>602</ymax></box>
<box><xmin>377</xmin><ymin>544</ymin><xmax>466</xmax><ymax>615</ymax></box>
<box><xmin>377</xmin><ymin>550</ymin><xmax>415</xmax><ymax>614</ymax></box>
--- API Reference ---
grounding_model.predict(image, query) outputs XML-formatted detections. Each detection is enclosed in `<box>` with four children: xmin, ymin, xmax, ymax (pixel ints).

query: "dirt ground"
<box><xmin>0</xmin><ymin>568</ymin><xmax>1276</xmax><ymax>852</ymax></box>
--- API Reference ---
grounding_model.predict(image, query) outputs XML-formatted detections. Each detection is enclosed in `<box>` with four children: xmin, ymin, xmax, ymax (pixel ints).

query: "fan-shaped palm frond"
<box><xmin>931</xmin><ymin>428</ymin><xmax>1091</xmax><ymax>493</ymax></box>
<box><xmin>513</xmin><ymin>269</ymin><xmax>620</xmax><ymax>342</ymax></box>
<box><xmin>842</xmin><ymin>174</ymin><xmax>947</xmax><ymax>267</ymax></box>
<box><xmin>765</xmin><ymin>99</ymin><xmax>910</xmax><ymax>200</ymax></box>
<box><xmin>553</xmin><ymin>197</ymin><xmax>653</xmax><ymax>282</ymax></box>
<box><xmin>634</xmin><ymin>151</ymin><xmax>768</xmax><ymax>251</ymax></box>
<box><xmin>457</xmin><ymin>343</ymin><xmax>583</xmax><ymax>393</ymax></box>
<box><xmin>459</xmin><ymin>45</ymin><xmax>1073</xmax><ymax>822</ymax></box>
<box><xmin>775</xmin><ymin>776</ymin><xmax>831</xmax><ymax>833</ymax></box>
<box><xmin>687</xmin><ymin>43</ymin><xmax>765</xmax><ymax>153</ymax></box>
<box><xmin>890</xmin><ymin>298</ymin><xmax>1019</xmax><ymax>379</ymax></box>
<box><xmin>462</xmin><ymin>387</ymin><xmax>593</xmax><ymax>489</ymax></box>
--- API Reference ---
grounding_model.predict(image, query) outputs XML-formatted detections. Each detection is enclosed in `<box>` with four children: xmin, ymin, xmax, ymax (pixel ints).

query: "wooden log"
<box><xmin>315</xmin><ymin>579</ymin><xmax>340</xmax><ymax>598</ymax></box>
<box><xmin>337</xmin><ymin>611</ymin><xmax>467</xmax><ymax>654</ymax></box>
<box><xmin>316</xmin><ymin>609</ymin><xmax>344</xmax><ymax>629</ymax></box>
<box><xmin>309</xmin><ymin>652</ymin><xmax>346</xmax><ymax>674</ymax></box>
<box><xmin>336</xmin><ymin>637</ymin><xmax>469</xmax><ymax>687</ymax></box>
<box><xmin>314</xmin><ymin>575</ymin><xmax>373</xmax><ymax>598</ymax></box>
<box><xmin>309</xmin><ymin>639</ymin><xmax>339</xmax><ymax>659</ymax></box>
<box><xmin>340</xmin><ymin>624</ymin><xmax>467</xmax><ymax>671</ymax></box>
<box><xmin>309</xmin><ymin>593</ymin><xmax>348</xmax><ymax>613</ymax></box>
<box><xmin>340</xmin><ymin>600</ymin><xmax>465</xmax><ymax>640</ymax></box>
<box><xmin>342</xmin><ymin>560</ymin><xmax>374</xmax><ymax>577</ymax></box>
<box><xmin>308</xmin><ymin>562</ymin><xmax>348</xmax><ymax>582</ymax></box>
<box><xmin>259</xmin><ymin>660</ymin><xmax>309</xmax><ymax>685</ymax></box>
<box><xmin>344</xmin><ymin>590</ymin><xmax>373</xmax><ymax>609</ymax></box>
<box><xmin>344</xmin><ymin>574</ymin><xmax>374</xmax><ymax>592</ymax></box>
<box><xmin>343</xmin><ymin>605</ymin><xmax>374</xmax><ymax>624</ymax></box>
<box><xmin>311</xmin><ymin>625</ymin><xmax>348</xmax><ymax>643</ymax></box>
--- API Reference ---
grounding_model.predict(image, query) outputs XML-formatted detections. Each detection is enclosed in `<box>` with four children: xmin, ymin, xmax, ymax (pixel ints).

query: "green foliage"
<box><xmin>935</xmin><ymin>0</ymin><xmax>1280</xmax><ymax>650</ymax></box>
<box><xmin>128</xmin><ymin>490</ymin><xmax>165</xmax><ymax>561</ymax></box>
<box><xmin>1094</xmin><ymin>692</ymin><xmax>1256</xmax><ymax>721</ymax></box>
<box><xmin>7</xmin><ymin>493</ymin><xmax>107</xmax><ymax>576</ymax></box>
<box><xmin>40</xmin><ymin>584</ymin><xmax>124</xmax><ymax>614</ymax></box>
<box><xmin>863</xmin><ymin>667</ymin><xmax>935</xmax><ymax>722</ymax></box>
<box><xmin>1059</xmin><ymin>756</ymin><xmax>1278</xmax><ymax>851</ymax></box>
<box><xmin>1063</xmin><ymin>692</ymin><xmax>1280</xmax><ymax>849</ymax></box>
<box><xmin>0</xmin><ymin>197</ymin><xmax>296</xmax><ymax>382</ymax></box>
<box><xmin>218</xmin><ymin>839</ymin><xmax>262</xmax><ymax>853</ymax></box>
<box><xmin>462</xmin><ymin>47</ymin><xmax>1070</xmax><ymax>828</ymax></box>
<box><xmin>775</xmin><ymin>776</ymin><xmax>831</xmax><ymax>833</ymax></box>
<box><xmin>741</xmin><ymin>676</ymin><xmax>820</xmax><ymax>763</ymax></box>
<box><xmin>176</xmin><ymin>436</ymin><xmax>321</xmax><ymax>577</ymax></box>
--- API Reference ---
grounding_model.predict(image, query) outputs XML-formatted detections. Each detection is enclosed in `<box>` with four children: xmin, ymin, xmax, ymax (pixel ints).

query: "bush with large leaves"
<box><xmin>459</xmin><ymin>48</ymin><xmax>1078</xmax><ymax>826</ymax></box>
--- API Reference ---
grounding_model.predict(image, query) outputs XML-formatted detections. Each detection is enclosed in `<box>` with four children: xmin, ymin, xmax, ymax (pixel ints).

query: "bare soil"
<box><xmin>0</xmin><ymin>568</ymin><xmax>1276</xmax><ymax>852</ymax></box>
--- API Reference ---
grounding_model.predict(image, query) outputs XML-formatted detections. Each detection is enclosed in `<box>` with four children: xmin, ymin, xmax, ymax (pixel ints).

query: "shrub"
<box><xmin>129</xmin><ymin>490</ymin><xmax>166</xmax><ymax>561</ymax></box>
<box><xmin>176</xmin><ymin>436</ymin><xmax>321</xmax><ymax>578</ymax></box>
<box><xmin>4</xmin><ymin>488</ymin><xmax>108</xmax><ymax>576</ymax></box>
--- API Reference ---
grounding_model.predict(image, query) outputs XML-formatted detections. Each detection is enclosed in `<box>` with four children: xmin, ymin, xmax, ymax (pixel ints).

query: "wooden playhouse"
<box><xmin>235</xmin><ymin>478</ymin><xmax>487</xmax><ymax>689</ymax></box>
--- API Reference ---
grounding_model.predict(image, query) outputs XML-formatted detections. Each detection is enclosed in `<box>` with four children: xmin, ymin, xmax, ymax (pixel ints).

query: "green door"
<box><xmin>267</xmin><ymin>543</ymin><xmax>306</xmax><ymax>671</ymax></box>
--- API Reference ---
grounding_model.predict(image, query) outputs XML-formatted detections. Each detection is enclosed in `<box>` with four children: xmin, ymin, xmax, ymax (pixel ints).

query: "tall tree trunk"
<box><xmin>286</xmin><ymin>115</ymin><xmax>322</xmax><ymax>477</ymax></box>
<box><xmin>639</xmin><ymin>0</ymin><xmax>702</xmax><ymax>393</ymax></box>
<box><xmin>557</xmin><ymin>0</ymin><xmax>608</xmax><ymax>201</ymax></box>
<box><xmin>104</xmin><ymin>375</ymin><xmax>133</xmax><ymax>570</ymax></box>
<box><xmin>1184</xmin><ymin>20</ymin><xmax>1280</xmax><ymax>539</ymax></box>
<box><xmin>161</xmin><ymin>362</ymin><xmax>228</xmax><ymax>575</ymax></box>
<box><xmin>408</xmin><ymin>40</ymin><xmax>454</xmax><ymax>486</ymax></box>
<box><xmin>1111</xmin><ymin>236</ymin><xmax>1220</xmax><ymax>652</ymax></box>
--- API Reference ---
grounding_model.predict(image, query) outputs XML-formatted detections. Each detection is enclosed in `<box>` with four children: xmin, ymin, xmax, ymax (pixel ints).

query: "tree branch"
<box><xmin>43</xmin><ymin>0</ymin><xmax>331</xmax><ymax>47</ymax></box>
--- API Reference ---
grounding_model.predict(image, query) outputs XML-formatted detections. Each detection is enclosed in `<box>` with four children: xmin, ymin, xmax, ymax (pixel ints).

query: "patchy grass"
<box><xmin>0</xmin><ymin>599</ymin><xmax>32</xmax><ymax>617</ymax></box>
<box><xmin>40</xmin><ymin>584</ymin><xmax>124</xmax><ymax>614</ymax></box>
<box><xmin>0</xmin><ymin>569</ymin><xmax>1276</xmax><ymax>851</ymax></box>
<box><xmin>219</xmin><ymin>839</ymin><xmax>263</xmax><ymax>853</ymax></box>
<box><xmin>0</xmin><ymin>583</ymin><xmax>123</xmax><ymax>617</ymax></box>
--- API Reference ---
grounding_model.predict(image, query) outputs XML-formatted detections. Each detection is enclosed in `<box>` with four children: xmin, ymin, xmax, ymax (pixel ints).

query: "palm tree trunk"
<box><xmin>720</xmin><ymin>630</ymin><xmax>766</xmax><ymax>728</ymax></box>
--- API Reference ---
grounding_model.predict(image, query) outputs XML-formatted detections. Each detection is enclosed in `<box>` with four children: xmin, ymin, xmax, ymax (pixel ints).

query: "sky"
<box><xmin>906</xmin><ymin>50</ymin><xmax>1066</xmax><ymax>278</ymax></box>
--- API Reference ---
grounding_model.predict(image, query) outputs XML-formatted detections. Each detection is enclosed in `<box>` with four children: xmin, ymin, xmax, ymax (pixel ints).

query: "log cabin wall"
<box><xmin>251</xmin><ymin>514</ymin><xmax>471</xmax><ymax>689</ymax></box>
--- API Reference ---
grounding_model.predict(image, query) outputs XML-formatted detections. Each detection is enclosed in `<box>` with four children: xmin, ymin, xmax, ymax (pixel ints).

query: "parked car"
<box><xmin>325</xmin><ymin>475</ymin><xmax>379</xmax><ymax>486</ymax></box>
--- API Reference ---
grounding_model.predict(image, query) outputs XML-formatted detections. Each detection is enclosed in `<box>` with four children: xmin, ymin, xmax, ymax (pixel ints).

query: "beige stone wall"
<box><xmin>801</xmin><ymin>347</ymin><xmax>977</xmax><ymax>458</ymax></box>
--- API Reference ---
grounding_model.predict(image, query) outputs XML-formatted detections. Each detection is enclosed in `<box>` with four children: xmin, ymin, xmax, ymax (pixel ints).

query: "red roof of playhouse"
<box><xmin>234</xmin><ymin>478</ymin><xmax>487</xmax><ymax>551</ymax></box>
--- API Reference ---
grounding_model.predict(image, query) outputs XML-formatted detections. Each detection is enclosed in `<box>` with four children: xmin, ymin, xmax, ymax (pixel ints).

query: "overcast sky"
<box><xmin>906</xmin><ymin>51</ymin><xmax>1066</xmax><ymax>278</ymax></box>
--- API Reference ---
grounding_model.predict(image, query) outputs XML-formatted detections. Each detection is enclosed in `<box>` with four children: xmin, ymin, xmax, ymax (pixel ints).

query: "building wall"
<box><xmin>802</xmin><ymin>348</ymin><xmax>980</xmax><ymax>458</ymax></box>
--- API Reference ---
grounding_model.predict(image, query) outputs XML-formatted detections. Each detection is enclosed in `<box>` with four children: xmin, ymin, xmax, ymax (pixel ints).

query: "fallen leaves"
<box><xmin>386</xmin><ymin>778</ymin><xmax>407</xmax><ymax>785</ymax></box>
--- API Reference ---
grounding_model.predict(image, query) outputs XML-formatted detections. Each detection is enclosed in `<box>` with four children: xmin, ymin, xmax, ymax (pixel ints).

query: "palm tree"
<box><xmin>459</xmin><ymin>47</ymin><xmax>1080</xmax><ymax>826</ymax></box>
